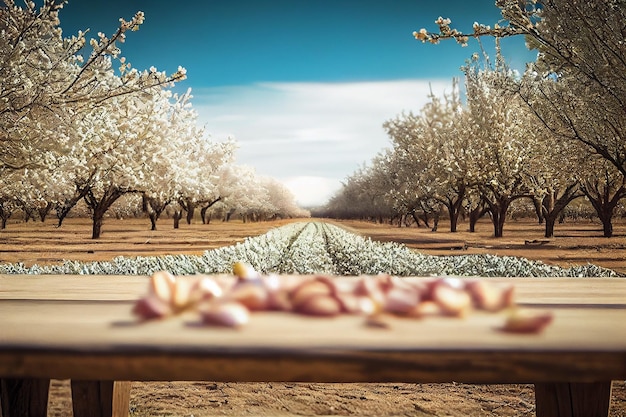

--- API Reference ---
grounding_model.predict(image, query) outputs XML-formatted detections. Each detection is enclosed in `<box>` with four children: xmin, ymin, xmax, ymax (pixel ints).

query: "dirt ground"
<box><xmin>1</xmin><ymin>215</ymin><xmax>625</xmax><ymax>416</ymax></box>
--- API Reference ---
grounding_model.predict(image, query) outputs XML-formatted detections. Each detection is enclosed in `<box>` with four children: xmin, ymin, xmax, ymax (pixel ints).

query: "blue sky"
<box><xmin>58</xmin><ymin>1</ymin><xmax>537</xmax><ymax>206</ymax></box>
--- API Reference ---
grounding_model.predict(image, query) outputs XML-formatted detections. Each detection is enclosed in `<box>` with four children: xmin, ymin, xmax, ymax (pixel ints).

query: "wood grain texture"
<box><xmin>1</xmin><ymin>350</ymin><xmax>625</xmax><ymax>384</ymax></box>
<box><xmin>2</xmin><ymin>275</ymin><xmax>625</xmax><ymax>304</ymax></box>
<box><xmin>0</xmin><ymin>378</ymin><xmax>49</xmax><ymax>417</ymax></box>
<box><xmin>70</xmin><ymin>380</ymin><xmax>130</xmax><ymax>417</ymax></box>
<box><xmin>535</xmin><ymin>382</ymin><xmax>612</xmax><ymax>417</ymax></box>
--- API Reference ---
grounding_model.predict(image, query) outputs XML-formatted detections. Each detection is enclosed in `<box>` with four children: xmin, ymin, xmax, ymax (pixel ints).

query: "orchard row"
<box><xmin>0</xmin><ymin>2</ymin><xmax>307</xmax><ymax>239</ymax></box>
<box><xmin>1</xmin><ymin>222</ymin><xmax>617</xmax><ymax>277</ymax></box>
<box><xmin>322</xmin><ymin>2</ymin><xmax>626</xmax><ymax>239</ymax></box>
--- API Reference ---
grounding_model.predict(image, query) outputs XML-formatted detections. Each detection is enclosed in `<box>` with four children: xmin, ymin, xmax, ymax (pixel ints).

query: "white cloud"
<box><xmin>283</xmin><ymin>176</ymin><xmax>342</xmax><ymax>207</ymax></box>
<box><xmin>193</xmin><ymin>79</ymin><xmax>454</xmax><ymax>206</ymax></box>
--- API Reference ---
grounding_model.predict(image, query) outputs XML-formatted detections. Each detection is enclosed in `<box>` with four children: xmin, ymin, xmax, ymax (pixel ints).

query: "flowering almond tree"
<box><xmin>79</xmin><ymin>90</ymin><xmax>169</xmax><ymax>238</ymax></box>
<box><xmin>1</xmin><ymin>0</ymin><xmax>190</xmax><ymax>237</ymax></box>
<box><xmin>415</xmin><ymin>0</ymin><xmax>626</xmax><ymax>202</ymax></box>
<box><xmin>332</xmin><ymin>58</ymin><xmax>566</xmax><ymax>238</ymax></box>
<box><xmin>365</xmin><ymin>151</ymin><xmax>410</xmax><ymax>224</ymax></box>
<box><xmin>379</xmin><ymin>61</ymin><xmax>548</xmax><ymax>238</ymax></box>
<box><xmin>0</xmin><ymin>0</ymin><xmax>186</xmax><ymax>174</ymax></box>
<box><xmin>324</xmin><ymin>155</ymin><xmax>400</xmax><ymax>223</ymax></box>
<box><xmin>384</xmin><ymin>80</ymin><xmax>469</xmax><ymax>232</ymax></box>
<box><xmin>462</xmin><ymin>61</ymin><xmax>542</xmax><ymax>237</ymax></box>
<box><xmin>523</xmin><ymin>131</ymin><xmax>585</xmax><ymax>238</ymax></box>
<box><xmin>140</xmin><ymin>90</ymin><xmax>237</xmax><ymax>230</ymax></box>
<box><xmin>262</xmin><ymin>177</ymin><xmax>310</xmax><ymax>219</ymax></box>
<box><xmin>513</xmin><ymin>1</ymin><xmax>626</xmax><ymax>180</ymax></box>
<box><xmin>210</xmin><ymin>165</ymin><xmax>306</xmax><ymax>222</ymax></box>
<box><xmin>322</xmin><ymin>168</ymin><xmax>370</xmax><ymax>221</ymax></box>
<box><xmin>385</xmin><ymin>136</ymin><xmax>443</xmax><ymax>229</ymax></box>
<box><xmin>1</xmin><ymin>0</ymin><xmax>74</xmax><ymax>174</ymax></box>
<box><xmin>176</xmin><ymin>136</ymin><xmax>236</xmax><ymax>227</ymax></box>
<box><xmin>51</xmin><ymin>86</ymin><xmax>200</xmax><ymax>238</ymax></box>
<box><xmin>217</xmin><ymin>165</ymin><xmax>272</xmax><ymax>222</ymax></box>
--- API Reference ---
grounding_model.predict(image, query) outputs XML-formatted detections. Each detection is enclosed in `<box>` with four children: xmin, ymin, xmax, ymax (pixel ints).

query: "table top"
<box><xmin>1</xmin><ymin>275</ymin><xmax>625</xmax><ymax>383</ymax></box>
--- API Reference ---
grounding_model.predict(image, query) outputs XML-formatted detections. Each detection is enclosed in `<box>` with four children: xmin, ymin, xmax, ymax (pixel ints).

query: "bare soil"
<box><xmin>1</xmin><ymin>216</ymin><xmax>625</xmax><ymax>416</ymax></box>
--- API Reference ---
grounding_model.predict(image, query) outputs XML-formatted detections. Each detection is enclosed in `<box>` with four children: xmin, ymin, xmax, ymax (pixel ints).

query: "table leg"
<box><xmin>534</xmin><ymin>381</ymin><xmax>612</xmax><ymax>417</ymax></box>
<box><xmin>71</xmin><ymin>380</ymin><xmax>131</xmax><ymax>417</ymax></box>
<box><xmin>0</xmin><ymin>378</ymin><xmax>50</xmax><ymax>417</ymax></box>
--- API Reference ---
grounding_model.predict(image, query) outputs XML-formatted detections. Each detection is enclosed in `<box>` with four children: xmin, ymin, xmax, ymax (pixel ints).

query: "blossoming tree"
<box><xmin>0</xmin><ymin>0</ymin><xmax>186</xmax><ymax>174</ymax></box>
<box><xmin>1</xmin><ymin>0</ymin><xmax>191</xmax><ymax>237</ymax></box>
<box><xmin>415</xmin><ymin>0</ymin><xmax>626</xmax><ymax>204</ymax></box>
<box><xmin>384</xmin><ymin>80</ymin><xmax>469</xmax><ymax>232</ymax></box>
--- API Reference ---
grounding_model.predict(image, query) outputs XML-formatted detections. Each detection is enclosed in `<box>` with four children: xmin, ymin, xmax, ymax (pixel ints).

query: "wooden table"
<box><xmin>0</xmin><ymin>275</ymin><xmax>625</xmax><ymax>417</ymax></box>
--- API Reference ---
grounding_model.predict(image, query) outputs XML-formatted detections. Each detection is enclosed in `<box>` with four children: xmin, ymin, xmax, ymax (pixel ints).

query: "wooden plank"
<box><xmin>71</xmin><ymin>380</ymin><xmax>131</xmax><ymax>417</ymax></box>
<box><xmin>535</xmin><ymin>381</ymin><xmax>612</xmax><ymax>417</ymax></box>
<box><xmin>0</xmin><ymin>275</ymin><xmax>147</xmax><ymax>301</ymax></box>
<box><xmin>0</xmin><ymin>349</ymin><xmax>625</xmax><ymax>384</ymax></box>
<box><xmin>2</xmin><ymin>300</ymin><xmax>625</xmax><ymax>352</ymax></box>
<box><xmin>0</xmin><ymin>378</ymin><xmax>49</xmax><ymax>417</ymax></box>
<box><xmin>2</xmin><ymin>275</ymin><xmax>626</xmax><ymax>305</ymax></box>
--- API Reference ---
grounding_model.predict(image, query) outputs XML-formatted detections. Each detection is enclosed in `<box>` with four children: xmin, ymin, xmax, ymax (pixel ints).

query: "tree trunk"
<box><xmin>173</xmin><ymin>210</ymin><xmax>182</xmax><ymax>229</ymax></box>
<box><xmin>200</xmin><ymin>197</ymin><xmax>221</xmax><ymax>224</ymax></box>
<box><xmin>468</xmin><ymin>202</ymin><xmax>487</xmax><ymax>233</ymax></box>
<box><xmin>200</xmin><ymin>206</ymin><xmax>209</xmax><ymax>224</ymax></box>
<box><xmin>91</xmin><ymin>213</ymin><xmax>104</xmax><ymax>239</ymax></box>
<box><xmin>581</xmin><ymin>182</ymin><xmax>625</xmax><ymax>239</ymax></box>
<box><xmin>544</xmin><ymin>214</ymin><xmax>557</xmax><ymax>238</ymax></box>
<box><xmin>55</xmin><ymin>185</ymin><xmax>90</xmax><ymax>227</ymax></box>
<box><xmin>601</xmin><ymin>214</ymin><xmax>614</xmax><ymax>237</ymax></box>
<box><xmin>443</xmin><ymin>196</ymin><xmax>464</xmax><ymax>233</ymax></box>
<box><xmin>56</xmin><ymin>205</ymin><xmax>71</xmax><ymax>227</ymax></box>
<box><xmin>541</xmin><ymin>186</ymin><xmax>582</xmax><ymax>238</ymax></box>
<box><xmin>490</xmin><ymin>206</ymin><xmax>505</xmax><ymax>238</ymax></box>
<box><xmin>485</xmin><ymin>197</ymin><xmax>511</xmax><ymax>238</ymax></box>
<box><xmin>23</xmin><ymin>209</ymin><xmax>35</xmax><ymax>222</ymax></box>
<box><xmin>468</xmin><ymin>211</ymin><xmax>479</xmax><ymax>233</ymax></box>
<box><xmin>533</xmin><ymin>196</ymin><xmax>545</xmax><ymax>224</ymax></box>
<box><xmin>83</xmin><ymin>187</ymin><xmax>126</xmax><ymax>239</ymax></box>
<box><xmin>149</xmin><ymin>213</ymin><xmax>158</xmax><ymax>231</ymax></box>
<box><xmin>38</xmin><ymin>202</ymin><xmax>53</xmax><ymax>222</ymax></box>
<box><xmin>431</xmin><ymin>215</ymin><xmax>439</xmax><ymax>232</ymax></box>
<box><xmin>186</xmin><ymin>206</ymin><xmax>194</xmax><ymax>224</ymax></box>
<box><xmin>593</xmin><ymin>204</ymin><xmax>616</xmax><ymax>238</ymax></box>
<box><xmin>440</xmin><ymin>185</ymin><xmax>465</xmax><ymax>233</ymax></box>
<box><xmin>0</xmin><ymin>204</ymin><xmax>10</xmax><ymax>229</ymax></box>
<box><xmin>180</xmin><ymin>198</ymin><xmax>196</xmax><ymax>225</ymax></box>
<box><xmin>410</xmin><ymin>211</ymin><xmax>422</xmax><ymax>228</ymax></box>
<box><xmin>449</xmin><ymin>207</ymin><xmax>460</xmax><ymax>233</ymax></box>
<box><xmin>142</xmin><ymin>195</ymin><xmax>169</xmax><ymax>231</ymax></box>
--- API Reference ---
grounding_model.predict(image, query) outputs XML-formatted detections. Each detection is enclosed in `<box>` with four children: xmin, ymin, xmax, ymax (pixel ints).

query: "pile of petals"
<box><xmin>132</xmin><ymin>262</ymin><xmax>553</xmax><ymax>333</ymax></box>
